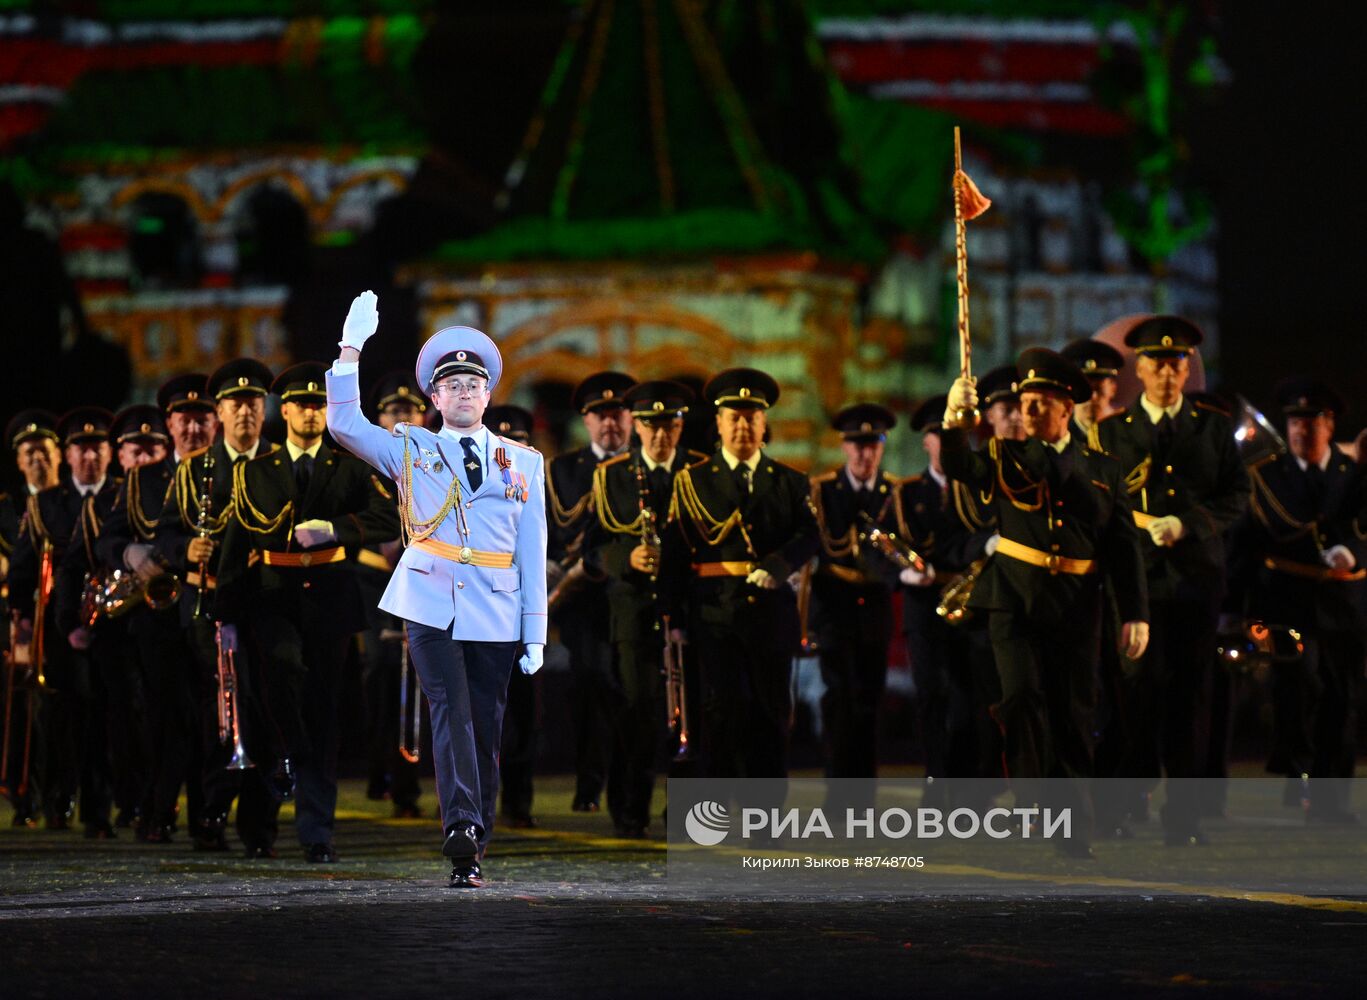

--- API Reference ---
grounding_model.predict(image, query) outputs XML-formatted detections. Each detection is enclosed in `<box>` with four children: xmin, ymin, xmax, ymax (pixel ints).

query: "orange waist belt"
<box><xmin>995</xmin><ymin>537</ymin><xmax>1096</xmax><ymax>576</ymax></box>
<box><xmin>1264</xmin><ymin>555</ymin><xmax>1366</xmax><ymax>583</ymax></box>
<box><xmin>260</xmin><ymin>546</ymin><xmax>346</xmax><ymax>568</ymax></box>
<box><xmin>413</xmin><ymin>537</ymin><xmax>514</xmax><ymax>568</ymax></box>
<box><xmin>694</xmin><ymin>561</ymin><xmax>755</xmax><ymax>578</ymax></box>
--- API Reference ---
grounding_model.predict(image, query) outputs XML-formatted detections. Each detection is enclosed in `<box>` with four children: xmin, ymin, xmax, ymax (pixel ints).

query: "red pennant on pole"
<box><xmin>953</xmin><ymin>169</ymin><xmax>992</xmax><ymax>221</ymax></box>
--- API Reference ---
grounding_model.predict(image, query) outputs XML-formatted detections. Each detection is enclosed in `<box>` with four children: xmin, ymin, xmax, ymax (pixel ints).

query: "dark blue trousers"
<box><xmin>404</xmin><ymin>623</ymin><xmax>516</xmax><ymax>852</ymax></box>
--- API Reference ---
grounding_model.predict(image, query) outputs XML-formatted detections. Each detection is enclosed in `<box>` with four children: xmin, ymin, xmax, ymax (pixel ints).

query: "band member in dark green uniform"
<box><xmin>1229</xmin><ymin>377</ymin><xmax>1367</xmax><ymax>822</ymax></box>
<box><xmin>1</xmin><ymin>410</ymin><xmax>61</xmax><ymax>828</ymax></box>
<box><xmin>1062</xmin><ymin>339</ymin><xmax>1126</xmax><ymax>449</ymax></box>
<box><xmin>659</xmin><ymin>368</ymin><xmax>819</xmax><ymax>786</ymax></box>
<box><xmin>1095</xmin><ymin>316</ymin><xmax>1250</xmax><ymax>846</ymax></box>
<box><xmin>217</xmin><ymin>362</ymin><xmax>400</xmax><ymax>863</ymax></box>
<box><xmin>943</xmin><ymin>349</ymin><xmax>1149</xmax><ymax>857</ymax></box>
<box><xmin>547</xmin><ymin>371</ymin><xmax>636</xmax><ymax>813</ymax></box>
<box><xmin>584</xmin><ymin>381</ymin><xmax>704</xmax><ymax>836</ymax></box>
<box><xmin>809</xmin><ymin>404</ymin><xmax>902</xmax><ymax>780</ymax></box>
<box><xmin>154</xmin><ymin>359</ymin><xmax>281</xmax><ymax>857</ymax></box>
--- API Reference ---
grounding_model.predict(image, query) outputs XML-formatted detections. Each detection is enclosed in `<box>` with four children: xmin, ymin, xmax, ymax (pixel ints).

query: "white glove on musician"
<box><xmin>339</xmin><ymin>290</ymin><xmax>380</xmax><ymax>352</ymax></box>
<box><xmin>900</xmin><ymin>564</ymin><xmax>936</xmax><ymax>587</ymax></box>
<box><xmin>518</xmin><ymin>643</ymin><xmax>545</xmax><ymax>675</ymax></box>
<box><xmin>1146</xmin><ymin>516</ymin><xmax>1184</xmax><ymax>547</ymax></box>
<box><xmin>746</xmin><ymin>567</ymin><xmax>779</xmax><ymax>589</ymax></box>
<box><xmin>1322</xmin><ymin>545</ymin><xmax>1356</xmax><ymax>570</ymax></box>
<box><xmin>294</xmin><ymin>519</ymin><xmax>336</xmax><ymax>548</ymax></box>
<box><xmin>943</xmin><ymin>376</ymin><xmax>979</xmax><ymax>425</ymax></box>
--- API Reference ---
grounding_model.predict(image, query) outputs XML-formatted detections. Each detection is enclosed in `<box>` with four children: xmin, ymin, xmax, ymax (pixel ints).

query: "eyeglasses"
<box><xmin>435</xmin><ymin>378</ymin><xmax>488</xmax><ymax>397</ymax></box>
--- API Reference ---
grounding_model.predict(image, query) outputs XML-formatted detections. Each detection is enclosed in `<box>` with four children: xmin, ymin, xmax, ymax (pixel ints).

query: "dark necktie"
<box><xmin>1154</xmin><ymin>413</ymin><xmax>1174</xmax><ymax>456</ymax></box>
<box><xmin>733</xmin><ymin>464</ymin><xmax>752</xmax><ymax>499</ymax></box>
<box><xmin>649</xmin><ymin>466</ymin><xmax>670</xmax><ymax>506</ymax></box>
<box><xmin>460</xmin><ymin>437</ymin><xmax>483</xmax><ymax>491</ymax></box>
<box><xmin>1305</xmin><ymin>462</ymin><xmax>1326</xmax><ymax>512</ymax></box>
<box><xmin>294</xmin><ymin>453</ymin><xmax>313</xmax><ymax>494</ymax></box>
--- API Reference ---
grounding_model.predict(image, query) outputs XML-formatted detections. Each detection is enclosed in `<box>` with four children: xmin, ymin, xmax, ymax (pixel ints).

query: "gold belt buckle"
<box><xmin>458</xmin><ymin>546</ymin><xmax>473</xmax><ymax>564</ymax></box>
<box><xmin>300</xmin><ymin>552</ymin><xmax>313</xmax><ymax>568</ymax></box>
<box><xmin>1045</xmin><ymin>553</ymin><xmax>1060</xmax><ymax>574</ymax></box>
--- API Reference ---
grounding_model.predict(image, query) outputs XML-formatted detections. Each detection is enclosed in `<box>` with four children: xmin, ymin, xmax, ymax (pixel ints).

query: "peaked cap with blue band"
<box><xmin>416</xmin><ymin>326</ymin><xmax>503</xmax><ymax>395</ymax></box>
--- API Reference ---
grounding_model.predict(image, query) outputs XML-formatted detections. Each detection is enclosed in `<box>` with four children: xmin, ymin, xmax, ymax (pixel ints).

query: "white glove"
<box><xmin>1146</xmin><ymin>515</ymin><xmax>1184</xmax><ymax>547</ymax></box>
<box><xmin>518</xmin><ymin>643</ymin><xmax>545</xmax><ymax>675</ymax></box>
<box><xmin>746</xmin><ymin>567</ymin><xmax>778</xmax><ymax>589</ymax></box>
<box><xmin>68</xmin><ymin>627</ymin><xmax>92</xmax><ymax>651</ymax></box>
<box><xmin>123</xmin><ymin>542</ymin><xmax>159</xmax><ymax>580</ymax></box>
<box><xmin>339</xmin><ymin>290</ymin><xmax>379</xmax><ymax>351</ymax></box>
<box><xmin>944</xmin><ymin>376</ymin><xmax>979</xmax><ymax>424</ymax></box>
<box><xmin>1119</xmin><ymin>620</ymin><xmax>1150</xmax><ymax>660</ymax></box>
<box><xmin>900</xmin><ymin>564</ymin><xmax>936</xmax><ymax>587</ymax></box>
<box><xmin>983</xmin><ymin>533</ymin><xmax>1001</xmax><ymax>557</ymax></box>
<box><xmin>1322</xmin><ymin>544</ymin><xmax>1356</xmax><ymax>570</ymax></box>
<box><xmin>217</xmin><ymin>623</ymin><xmax>239</xmax><ymax>653</ymax></box>
<box><xmin>294</xmin><ymin>519</ymin><xmax>336</xmax><ymax>547</ymax></box>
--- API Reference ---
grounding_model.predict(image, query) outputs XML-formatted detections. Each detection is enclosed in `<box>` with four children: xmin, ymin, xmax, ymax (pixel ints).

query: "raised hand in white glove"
<box><xmin>217</xmin><ymin>623</ymin><xmax>238</xmax><ymax>653</ymax></box>
<box><xmin>900</xmin><ymin>564</ymin><xmax>937</xmax><ymax>587</ymax></box>
<box><xmin>944</xmin><ymin>376</ymin><xmax>979</xmax><ymax>425</ymax></box>
<box><xmin>68</xmin><ymin>627</ymin><xmax>92</xmax><ymax>651</ymax></box>
<box><xmin>1146</xmin><ymin>516</ymin><xmax>1184</xmax><ymax>547</ymax></box>
<box><xmin>1322</xmin><ymin>544</ymin><xmax>1357</xmax><ymax>570</ymax></box>
<box><xmin>294</xmin><ymin>519</ymin><xmax>336</xmax><ymax>548</ymax></box>
<box><xmin>983</xmin><ymin>533</ymin><xmax>1001</xmax><ymax>557</ymax></box>
<box><xmin>339</xmin><ymin>289</ymin><xmax>379</xmax><ymax>352</ymax></box>
<box><xmin>746</xmin><ymin>567</ymin><xmax>778</xmax><ymax>589</ymax></box>
<box><xmin>518</xmin><ymin>642</ymin><xmax>545</xmax><ymax>675</ymax></box>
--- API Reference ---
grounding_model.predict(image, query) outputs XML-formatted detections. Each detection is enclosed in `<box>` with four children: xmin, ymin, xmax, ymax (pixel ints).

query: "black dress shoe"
<box><xmin>448</xmin><ymin>859</ymin><xmax>484</xmax><ymax>888</ymax></box>
<box><xmin>303</xmin><ymin>842</ymin><xmax>338</xmax><ymax>863</ymax></box>
<box><xmin>1055</xmin><ymin>839</ymin><xmax>1095</xmax><ymax>860</ymax></box>
<box><xmin>11</xmin><ymin>809</ymin><xmax>37</xmax><ymax>829</ymax></box>
<box><xmin>244</xmin><ymin>842</ymin><xmax>279</xmax><ymax>860</ymax></box>
<box><xmin>505</xmin><ymin>813</ymin><xmax>538</xmax><ymax>829</ymax></box>
<box><xmin>45</xmin><ymin>812</ymin><xmax>71</xmax><ymax>831</ymax></box>
<box><xmin>571</xmin><ymin>798</ymin><xmax>600</xmax><ymax>813</ymax></box>
<box><xmin>267</xmin><ymin>759</ymin><xmax>297</xmax><ymax>802</ymax></box>
<box><xmin>114</xmin><ymin>808</ymin><xmax>136</xmax><ymax>829</ymax></box>
<box><xmin>392</xmin><ymin>803</ymin><xmax>422</xmax><ymax>819</ymax></box>
<box><xmin>613</xmin><ymin>823</ymin><xmax>647</xmax><ymax>839</ymax></box>
<box><xmin>84</xmin><ymin>821</ymin><xmax>116</xmax><ymax>840</ymax></box>
<box><xmin>443</xmin><ymin>822</ymin><xmax>480</xmax><ymax>860</ymax></box>
<box><xmin>193</xmin><ymin>823</ymin><xmax>229</xmax><ymax>852</ymax></box>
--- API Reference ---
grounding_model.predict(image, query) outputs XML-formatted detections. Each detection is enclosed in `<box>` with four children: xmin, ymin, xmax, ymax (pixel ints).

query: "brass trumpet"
<box><xmin>80</xmin><ymin>568</ymin><xmax>181</xmax><ymax>625</ymax></box>
<box><xmin>398</xmin><ymin>632</ymin><xmax>422</xmax><ymax>764</ymax></box>
<box><xmin>661</xmin><ymin>613</ymin><xmax>691</xmax><ymax>760</ymax></box>
<box><xmin>857</xmin><ymin>512</ymin><xmax>925</xmax><ymax>572</ymax></box>
<box><xmin>216</xmin><ymin>622</ymin><xmax>253</xmax><ymax>771</ymax></box>
<box><xmin>936</xmin><ymin>557</ymin><xmax>987</xmax><ymax>626</ymax></box>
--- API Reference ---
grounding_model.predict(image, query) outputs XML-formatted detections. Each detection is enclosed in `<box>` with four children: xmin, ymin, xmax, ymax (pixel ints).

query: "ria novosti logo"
<box><xmin>684</xmin><ymin>801</ymin><xmax>731</xmax><ymax>845</ymax></box>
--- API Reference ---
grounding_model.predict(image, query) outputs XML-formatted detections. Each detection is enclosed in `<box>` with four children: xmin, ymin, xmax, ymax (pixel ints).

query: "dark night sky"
<box><xmin>1215</xmin><ymin>2</ymin><xmax>1367</xmax><ymax>429</ymax></box>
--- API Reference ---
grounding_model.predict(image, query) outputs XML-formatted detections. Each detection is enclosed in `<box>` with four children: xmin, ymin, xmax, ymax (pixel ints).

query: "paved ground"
<box><xmin>3</xmin><ymin>774</ymin><xmax>1366</xmax><ymax>997</ymax></box>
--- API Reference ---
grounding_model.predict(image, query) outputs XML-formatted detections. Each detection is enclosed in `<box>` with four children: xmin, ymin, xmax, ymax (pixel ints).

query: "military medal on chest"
<box><xmin>495</xmin><ymin>447</ymin><xmax>529</xmax><ymax>502</ymax></box>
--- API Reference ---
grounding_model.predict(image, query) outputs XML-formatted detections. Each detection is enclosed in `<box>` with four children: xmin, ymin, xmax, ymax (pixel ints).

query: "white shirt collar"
<box><xmin>1140</xmin><ymin>394</ymin><xmax>1185</xmax><ymax>424</ymax></box>
<box><xmin>1042</xmin><ymin>431</ymin><xmax>1071</xmax><ymax>454</ymax></box>
<box><xmin>223</xmin><ymin>439</ymin><xmax>261</xmax><ymax>463</ymax></box>
<box><xmin>1294</xmin><ymin>450</ymin><xmax>1333</xmax><ymax>473</ymax></box>
<box><xmin>720</xmin><ymin>448</ymin><xmax>763</xmax><ymax>473</ymax></box>
<box><xmin>439</xmin><ymin>423</ymin><xmax>485</xmax><ymax>446</ymax></box>
<box><xmin>927</xmin><ymin>466</ymin><xmax>947</xmax><ymax>489</ymax></box>
<box><xmin>844</xmin><ymin>466</ymin><xmax>878</xmax><ymax>492</ymax></box>
<box><xmin>285</xmin><ymin>439</ymin><xmax>323</xmax><ymax>462</ymax></box>
<box><xmin>590</xmin><ymin>441</ymin><xmax>626</xmax><ymax>462</ymax></box>
<box><xmin>74</xmin><ymin>476</ymin><xmax>106</xmax><ymax>497</ymax></box>
<box><xmin>26</xmin><ymin>482</ymin><xmax>41</xmax><ymax>496</ymax></box>
<box><xmin>642</xmin><ymin>449</ymin><xmax>676</xmax><ymax>472</ymax></box>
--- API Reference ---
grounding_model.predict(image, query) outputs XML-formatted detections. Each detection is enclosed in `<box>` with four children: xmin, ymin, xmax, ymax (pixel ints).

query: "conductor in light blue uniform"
<box><xmin>327</xmin><ymin>291</ymin><xmax>547</xmax><ymax>889</ymax></box>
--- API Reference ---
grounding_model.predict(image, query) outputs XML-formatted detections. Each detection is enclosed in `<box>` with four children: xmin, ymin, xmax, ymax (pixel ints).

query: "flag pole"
<box><xmin>952</xmin><ymin>126</ymin><xmax>979</xmax><ymax>428</ymax></box>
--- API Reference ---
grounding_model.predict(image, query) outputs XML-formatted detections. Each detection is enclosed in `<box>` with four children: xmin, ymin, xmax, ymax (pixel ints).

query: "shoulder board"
<box><xmin>184</xmin><ymin>444</ymin><xmax>212</xmax><ymax>461</ymax></box>
<box><xmin>898</xmin><ymin>474</ymin><xmax>925</xmax><ymax>486</ymax></box>
<box><xmin>811</xmin><ymin>470</ymin><xmax>838</xmax><ymax>484</ymax></box>
<box><xmin>1247</xmin><ymin>452</ymin><xmax>1278</xmax><ymax>471</ymax></box>
<box><xmin>600</xmin><ymin>451</ymin><xmax>632</xmax><ymax>467</ymax></box>
<box><xmin>686</xmin><ymin>450</ymin><xmax>709</xmax><ymax>463</ymax></box>
<box><xmin>1193</xmin><ymin>399</ymin><xmax>1230</xmax><ymax>417</ymax></box>
<box><xmin>686</xmin><ymin>452</ymin><xmax>711</xmax><ymax>470</ymax></box>
<box><xmin>370</xmin><ymin>474</ymin><xmax>394</xmax><ymax>500</ymax></box>
<box><xmin>1097</xmin><ymin>410</ymin><xmax>1128</xmax><ymax>424</ymax></box>
<box><xmin>496</xmin><ymin>434</ymin><xmax>540</xmax><ymax>455</ymax></box>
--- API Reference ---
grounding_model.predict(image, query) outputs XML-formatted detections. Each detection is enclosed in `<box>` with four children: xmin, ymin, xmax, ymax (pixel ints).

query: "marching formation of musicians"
<box><xmin>2</xmin><ymin>297</ymin><xmax>1365</xmax><ymax>882</ymax></box>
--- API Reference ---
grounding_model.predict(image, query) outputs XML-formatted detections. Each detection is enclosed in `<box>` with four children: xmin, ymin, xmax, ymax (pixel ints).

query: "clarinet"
<box><xmin>192</xmin><ymin>450</ymin><xmax>215</xmax><ymax>619</ymax></box>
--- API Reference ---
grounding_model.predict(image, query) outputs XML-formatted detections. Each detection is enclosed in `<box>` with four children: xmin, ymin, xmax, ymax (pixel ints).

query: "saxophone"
<box><xmin>935</xmin><ymin>557</ymin><xmax>987</xmax><ymax>626</ymax></box>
